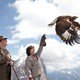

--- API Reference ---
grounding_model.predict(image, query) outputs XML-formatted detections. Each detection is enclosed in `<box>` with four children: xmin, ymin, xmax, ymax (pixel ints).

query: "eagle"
<box><xmin>48</xmin><ymin>15</ymin><xmax>80</xmax><ymax>46</ymax></box>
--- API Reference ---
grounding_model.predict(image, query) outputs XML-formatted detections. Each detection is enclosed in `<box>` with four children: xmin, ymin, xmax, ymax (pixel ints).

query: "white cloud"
<box><xmin>53</xmin><ymin>0</ymin><xmax>80</xmax><ymax>19</ymax></box>
<box><xmin>41</xmin><ymin>39</ymin><xmax>80</xmax><ymax>70</ymax></box>
<box><xmin>11</xmin><ymin>0</ymin><xmax>61</xmax><ymax>39</ymax></box>
<box><xmin>11</xmin><ymin>20</ymin><xmax>55</xmax><ymax>39</ymax></box>
<box><xmin>7</xmin><ymin>39</ymin><xmax>19</xmax><ymax>44</ymax></box>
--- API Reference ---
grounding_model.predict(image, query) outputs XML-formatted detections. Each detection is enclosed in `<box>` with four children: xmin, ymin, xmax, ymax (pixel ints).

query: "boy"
<box><xmin>25</xmin><ymin>34</ymin><xmax>46</xmax><ymax>80</ymax></box>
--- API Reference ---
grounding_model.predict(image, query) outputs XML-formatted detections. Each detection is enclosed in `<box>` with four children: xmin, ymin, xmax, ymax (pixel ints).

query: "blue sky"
<box><xmin>0</xmin><ymin>0</ymin><xmax>17</xmax><ymax>35</ymax></box>
<box><xmin>0</xmin><ymin>0</ymin><xmax>18</xmax><ymax>54</ymax></box>
<box><xmin>1</xmin><ymin>0</ymin><xmax>80</xmax><ymax>71</ymax></box>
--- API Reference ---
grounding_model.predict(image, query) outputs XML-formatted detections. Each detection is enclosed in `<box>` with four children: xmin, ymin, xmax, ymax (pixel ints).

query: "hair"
<box><xmin>26</xmin><ymin>46</ymin><xmax>34</xmax><ymax>56</ymax></box>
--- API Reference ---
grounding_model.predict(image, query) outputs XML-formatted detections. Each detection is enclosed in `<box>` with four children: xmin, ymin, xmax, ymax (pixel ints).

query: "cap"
<box><xmin>0</xmin><ymin>36</ymin><xmax>7</xmax><ymax>41</ymax></box>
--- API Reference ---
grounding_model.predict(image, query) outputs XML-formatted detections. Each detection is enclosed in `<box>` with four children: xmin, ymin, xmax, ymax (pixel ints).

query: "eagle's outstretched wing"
<box><xmin>48</xmin><ymin>15</ymin><xmax>80</xmax><ymax>46</ymax></box>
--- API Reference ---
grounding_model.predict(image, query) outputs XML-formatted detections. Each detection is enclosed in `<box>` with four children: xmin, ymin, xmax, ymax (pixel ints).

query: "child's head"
<box><xmin>26</xmin><ymin>46</ymin><xmax>35</xmax><ymax>56</ymax></box>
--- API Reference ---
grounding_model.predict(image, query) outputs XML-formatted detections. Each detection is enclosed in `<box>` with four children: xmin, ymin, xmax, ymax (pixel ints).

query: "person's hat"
<box><xmin>0</xmin><ymin>36</ymin><xmax>7</xmax><ymax>41</ymax></box>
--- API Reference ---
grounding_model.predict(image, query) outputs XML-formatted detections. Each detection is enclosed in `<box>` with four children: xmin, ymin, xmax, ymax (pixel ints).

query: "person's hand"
<box><xmin>7</xmin><ymin>61</ymin><xmax>14</xmax><ymax>66</ymax></box>
<box><xmin>40</xmin><ymin>34</ymin><xmax>46</xmax><ymax>46</ymax></box>
<box><xmin>10</xmin><ymin>61</ymin><xmax>14</xmax><ymax>66</ymax></box>
<box><xmin>29</xmin><ymin>77</ymin><xmax>34</xmax><ymax>80</ymax></box>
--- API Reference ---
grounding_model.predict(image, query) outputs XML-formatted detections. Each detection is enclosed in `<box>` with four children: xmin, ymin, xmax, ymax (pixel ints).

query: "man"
<box><xmin>0</xmin><ymin>35</ymin><xmax>13</xmax><ymax>80</ymax></box>
<box><xmin>25</xmin><ymin>34</ymin><xmax>46</xmax><ymax>80</ymax></box>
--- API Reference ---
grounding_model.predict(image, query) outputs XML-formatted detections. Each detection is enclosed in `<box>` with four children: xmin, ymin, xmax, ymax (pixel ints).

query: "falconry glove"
<box><xmin>40</xmin><ymin>34</ymin><xmax>46</xmax><ymax>46</ymax></box>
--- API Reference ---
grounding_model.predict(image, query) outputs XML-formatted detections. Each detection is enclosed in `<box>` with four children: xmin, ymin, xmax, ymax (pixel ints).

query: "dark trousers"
<box><xmin>6</xmin><ymin>64</ymin><xmax>11</xmax><ymax>80</ymax></box>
